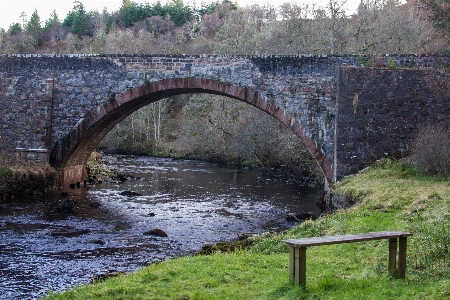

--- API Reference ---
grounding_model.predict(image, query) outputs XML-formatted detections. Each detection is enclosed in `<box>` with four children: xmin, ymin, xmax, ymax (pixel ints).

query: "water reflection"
<box><xmin>0</xmin><ymin>156</ymin><xmax>322</xmax><ymax>299</ymax></box>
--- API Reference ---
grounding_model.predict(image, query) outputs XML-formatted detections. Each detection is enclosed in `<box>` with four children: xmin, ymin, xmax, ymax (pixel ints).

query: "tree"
<box><xmin>351</xmin><ymin>0</ymin><xmax>390</xmax><ymax>53</ymax></box>
<box><xmin>327</xmin><ymin>0</ymin><xmax>348</xmax><ymax>54</ymax></box>
<box><xmin>146</xmin><ymin>15</ymin><xmax>175</xmax><ymax>35</ymax></box>
<box><xmin>99</xmin><ymin>100</ymin><xmax>173</xmax><ymax>154</ymax></box>
<box><xmin>63</xmin><ymin>1</ymin><xmax>93</xmax><ymax>37</ymax></box>
<box><xmin>268</xmin><ymin>3</ymin><xmax>313</xmax><ymax>55</ymax></box>
<box><xmin>43</xmin><ymin>10</ymin><xmax>59</xmax><ymax>31</ymax></box>
<box><xmin>213</xmin><ymin>8</ymin><xmax>266</xmax><ymax>54</ymax></box>
<box><xmin>26</xmin><ymin>10</ymin><xmax>43</xmax><ymax>47</ymax></box>
<box><xmin>165</xmin><ymin>0</ymin><xmax>193</xmax><ymax>26</ymax></box>
<box><xmin>376</xmin><ymin>0</ymin><xmax>430</xmax><ymax>53</ymax></box>
<box><xmin>8</xmin><ymin>23</ymin><xmax>22</xmax><ymax>35</ymax></box>
<box><xmin>419</xmin><ymin>0</ymin><xmax>450</xmax><ymax>55</ymax></box>
<box><xmin>105</xmin><ymin>15</ymin><xmax>115</xmax><ymax>34</ymax></box>
<box><xmin>42</xmin><ymin>11</ymin><xmax>68</xmax><ymax>47</ymax></box>
<box><xmin>421</xmin><ymin>0</ymin><xmax>450</xmax><ymax>40</ymax></box>
<box><xmin>199</xmin><ymin>12</ymin><xmax>223</xmax><ymax>37</ymax></box>
<box><xmin>19</xmin><ymin>11</ymin><xmax>27</xmax><ymax>29</ymax></box>
<box><xmin>119</xmin><ymin>0</ymin><xmax>140</xmax><ymax>27</ymax></box>
<box><xmin>148</xmin><ymin>99</ymin><xmax>172</xmax><ymax>148</ymax></box>
<box><xmin>1</xmin><ymin>30</ymin><xmax>36</xmax><ymax>53</ymax></box>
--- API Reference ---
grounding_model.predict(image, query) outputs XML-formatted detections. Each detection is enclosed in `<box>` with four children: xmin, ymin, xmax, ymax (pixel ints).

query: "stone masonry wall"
<box><xmin>336</xmin><ymin>66</ymin><xmax>450</xmax><ymax>178</ymax></box>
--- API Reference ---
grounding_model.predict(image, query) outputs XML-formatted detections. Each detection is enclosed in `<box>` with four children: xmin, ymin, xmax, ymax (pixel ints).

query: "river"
<box><xmin>0</xmin><ymin>156</ymin><xmax>323</xmax><ymax>299</ymax></box>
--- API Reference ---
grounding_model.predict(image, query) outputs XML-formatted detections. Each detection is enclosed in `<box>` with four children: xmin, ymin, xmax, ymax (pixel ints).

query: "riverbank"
<box><xmin>43</xmin><ymin>159</ymin><xmax>450</xmax><ymax>299</ymax></box>
<box><xmin>0</xmin><ymin>164</ymin><xmax>57</xmax><ymax>196</ymax></box>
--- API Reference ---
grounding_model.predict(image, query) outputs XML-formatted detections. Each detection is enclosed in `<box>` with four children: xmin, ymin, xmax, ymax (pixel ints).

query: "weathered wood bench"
<box><xmin>283</xmin><ymin>231</ymin><xmax>413</xmax><ymax>286</ymax></box>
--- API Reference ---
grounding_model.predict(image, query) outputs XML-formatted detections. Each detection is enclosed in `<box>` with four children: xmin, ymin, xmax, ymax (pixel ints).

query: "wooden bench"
<box><xmin>283</xmin><ymin>231</ymin><xmax>413</xmax><ymax>286</ymax></box>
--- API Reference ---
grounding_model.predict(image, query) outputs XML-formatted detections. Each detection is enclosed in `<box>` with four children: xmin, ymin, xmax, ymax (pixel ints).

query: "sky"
<box><xmin>0</xmin><ymin>0</ymin><xmax>364</xmax><ymax>31</ymax></box>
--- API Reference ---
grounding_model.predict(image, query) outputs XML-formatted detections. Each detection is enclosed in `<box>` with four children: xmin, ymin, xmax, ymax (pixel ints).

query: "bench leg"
<box><xmin>295</xmin><ymin>247</ymin><xmax>307</xmax><ymax>286</ymax></box>
<box><xmin>388</xmin><ymin>238</ymin><xmax>397</xmax><ymax>276</ymax></box>
<box><xmin>398</xmin><ymin>237</ymin><xmax>407</xmax><ymax>278</ymax></box>
<box><xmin>289</xmin><ymin>247</ymin><xmax>295</xmax><ymax>281</ymax></box>
<box><xmin>289</xmin><ymin>247</ymin><xmax>307</xmax><ymax>286</ymax></box>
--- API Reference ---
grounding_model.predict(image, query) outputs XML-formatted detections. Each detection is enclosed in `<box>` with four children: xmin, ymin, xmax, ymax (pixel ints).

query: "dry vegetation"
<box><xmin>0</xmin><ymin>0</ymin><xmax>448</xmax><ymax>55</ymax></box>
<box><xmin>412</xmin><ymin>122</ymin><xmax>450</xmax><ymax>177</ymax></box>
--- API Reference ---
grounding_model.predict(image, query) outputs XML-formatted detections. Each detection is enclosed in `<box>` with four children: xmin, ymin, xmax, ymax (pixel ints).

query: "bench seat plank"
<box><xmin>283</xmin><ymin>231</ymin><xmax>412</xmax><ymax>248</ymax></box>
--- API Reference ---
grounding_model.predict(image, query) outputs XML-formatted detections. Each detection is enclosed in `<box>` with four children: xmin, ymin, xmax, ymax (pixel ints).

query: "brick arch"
<box><xmin>55</xmin><ymin>77</ymin><xmax>333</xmax><ymax>186</ymax></box>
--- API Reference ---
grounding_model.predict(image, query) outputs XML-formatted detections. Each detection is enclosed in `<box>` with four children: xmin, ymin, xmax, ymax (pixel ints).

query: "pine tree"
<box><xmin>26</xmin><ymin>10</ymin><xmax>42</xmax><ymax>47</ymax></box>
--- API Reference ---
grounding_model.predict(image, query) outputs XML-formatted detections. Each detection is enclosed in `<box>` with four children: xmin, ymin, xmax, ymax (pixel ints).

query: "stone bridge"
<box><xmin>0</xmin><ymin>54</ymin><xmax>448</xmax><ymax>189</ymax></box>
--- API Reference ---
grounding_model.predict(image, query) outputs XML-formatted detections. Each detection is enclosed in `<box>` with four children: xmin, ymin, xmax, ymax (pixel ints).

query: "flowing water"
<box><xmin>0</xmin><ymin>156</ymin><xmax>323</xmax><ymax>299</ymax></box>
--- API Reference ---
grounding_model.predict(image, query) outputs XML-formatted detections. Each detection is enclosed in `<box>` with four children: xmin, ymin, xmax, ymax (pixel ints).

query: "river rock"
<box><xmin>143</xmin><ymin>228</ymin><xmax>168</xmax><ymax>237</ymax></box>
<box><xmin>53</xmin><ymin>199</ymin><xmax>78</xmax><ymax>214</ymax></box>
<box><xmin>87</xmin><ymin>239</ymin><xmax>105</xmax><ymax>245</ymax></box>
<box><xmin>198</xmin><ymin>235</ymin><xmax>256</xmax><ymax>255</ymax></box>
<box><xmin>119</xmin><ymin>191</ymin><xmax>142</xmax><ymax>197</ymax></box>
<box><xmin>89</xmin><ymin>202</ymin><xmax>102</xmax><ymax>208</ymax></box>
<box><xmin>237</xmin><ymin>233</ymin><xmax>256</xmax><ymax>240</ymax></box>
<box><xmin>286</xmin><ymin>212</ymin><xmax>317</xmax><ymax>222</ymax></box>
<box><xmin>116</xmin><ymin>173</ymin><xmax>129</xmax><ymax>181</ymax></box>
<box><xmin>90</xmin><ymin>271</ymin><xmax>125</xmax><ymax>283</ymax></box>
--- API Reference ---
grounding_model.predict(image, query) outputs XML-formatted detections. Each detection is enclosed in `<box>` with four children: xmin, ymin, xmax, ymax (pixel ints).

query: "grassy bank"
<box><xmin>44</xmin><ymin>159</ymin><xmax>450</xmax><ymax>299</ymax></box>
<box><xmin>0</xmin><ymin>164</ymin><xmax>57</xmax><ymax>195</ymax></box>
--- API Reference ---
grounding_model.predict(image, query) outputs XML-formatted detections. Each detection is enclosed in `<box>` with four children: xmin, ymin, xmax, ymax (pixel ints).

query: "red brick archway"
<box><xmin>56</xmin><ymin>78</ymin><xmax>332</xmax><ymax>187</ymax></box>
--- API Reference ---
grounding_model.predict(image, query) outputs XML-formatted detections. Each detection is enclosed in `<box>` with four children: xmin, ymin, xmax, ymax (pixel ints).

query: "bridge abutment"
<box><xmin>59</xmin><ymin>165</ymin><xmax>87</xmax><ymax>189</ymax></box>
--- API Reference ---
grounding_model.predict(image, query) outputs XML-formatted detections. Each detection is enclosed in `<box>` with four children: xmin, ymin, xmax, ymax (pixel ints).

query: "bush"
<box><xmin>412</xmin><ymin>122</ymin><xmax>450</xmax><ymax>177</ymax></box>
<box><xmin>0</xmin><ymin>166</ymin><xmax>13</xmax><ymax>179</ymax></box>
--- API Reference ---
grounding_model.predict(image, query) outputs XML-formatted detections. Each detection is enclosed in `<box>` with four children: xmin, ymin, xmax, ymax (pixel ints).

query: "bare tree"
<box><xmin>148</xmin><ymin>99</ymin><xmax>172</xmax><ymax>148</ymax></box>
<box><xmin>200</xmin><ymin>12</ymin><xmax>224</xmax><ymax>37</ymax></box>
<box><xmin>327</xmin><ymin>0</ymin><xmax>348</xmax><ymax>54</ymax></box>
<box><xmin>213</xmin><ymin>6</ymin><xmax>272</xmax><ymax>55</ymax></box>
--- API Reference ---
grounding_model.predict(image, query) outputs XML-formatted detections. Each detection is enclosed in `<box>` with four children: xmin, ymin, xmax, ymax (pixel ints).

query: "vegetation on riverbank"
<box><xmin>0</xmin><ymin>158</ymin><xmax>57</xmax><ymax>195</ymax></box>
<box><xmin>43</xmin><ymin>159</ymin><xmax>450</xmax><ymax>299</ymax></box>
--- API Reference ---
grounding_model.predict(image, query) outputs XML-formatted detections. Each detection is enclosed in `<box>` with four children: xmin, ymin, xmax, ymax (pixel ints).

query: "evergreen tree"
<box><xmin>43</xmin><ymin>10</ymin><xmax>59</xmax><ymax>31</ymax></box>
<box><xmin>63</xmin><ymin>1</ymin><xmax>92</xmax><ymax>37</ymax></box>
<box><xmin>166</xmin><ymin>0</ymin><xmax>192</xmax><ymax>26</ymax></box>
<box><xmin>119</xmin><ymin>0</ymin><xmax>139</xmax><ymax>27</ymax></box>
<box><xmin>26</xmin><ymin>10</ymin><xmax>43</xmax><ymax>46</ymax></box>
<box><xmin>105</xmin><ymin>15</ymin><xmax>115</xmax><ymax>34</ymax></box>
<box><xmin>8</xmin><ymin>23</ymin><xmax>22</xmax><ymax>34</ymax></box>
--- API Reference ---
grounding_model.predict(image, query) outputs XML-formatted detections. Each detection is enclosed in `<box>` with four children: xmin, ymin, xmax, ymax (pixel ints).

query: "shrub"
<box><xmin>0</xmin><ymin>166</ymin><xmax>13</xmax><ymax>179</ymax></box>
<box><xmin>412</xmin><ymin>122</ymin><xmax>450</xmax><ymax>177</ymax></box>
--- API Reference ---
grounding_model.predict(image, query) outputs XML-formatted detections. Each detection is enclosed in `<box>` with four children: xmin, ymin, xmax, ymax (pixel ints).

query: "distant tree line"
<box><xmin>0</xmin><ymin>0</ymin><xmax>448</xmax><ymax>55</ymax></box>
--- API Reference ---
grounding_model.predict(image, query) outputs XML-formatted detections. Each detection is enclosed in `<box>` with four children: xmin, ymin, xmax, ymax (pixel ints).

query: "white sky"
<box><xmin>0</xmin><ymin>0</ymin><xmax>364</xmax><ymax>31</ymax></box>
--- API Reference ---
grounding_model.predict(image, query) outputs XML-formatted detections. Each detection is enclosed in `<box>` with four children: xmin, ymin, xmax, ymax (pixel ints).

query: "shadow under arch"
<box><xmin>53</xmin><ymin>77</ymin><xmax>333</xmax><ymax>187</ymax></box>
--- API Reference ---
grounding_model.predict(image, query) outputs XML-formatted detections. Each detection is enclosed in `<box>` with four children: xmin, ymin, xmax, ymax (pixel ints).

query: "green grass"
<box><xmin>44</xmin><ymin>159</ymin><xmax>450</xmax><ymax>299</ymax></box>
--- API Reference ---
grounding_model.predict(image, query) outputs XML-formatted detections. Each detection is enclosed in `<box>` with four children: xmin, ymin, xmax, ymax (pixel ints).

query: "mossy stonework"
<box><xmin>0</xmin><ymin>165</ymin><xmax>58</xmax><ymax>195</ymax></box>
<box><xmin>0</xmin><ymin>54</ymin><xmax>448</xmax><ymax>187</ymax></box>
